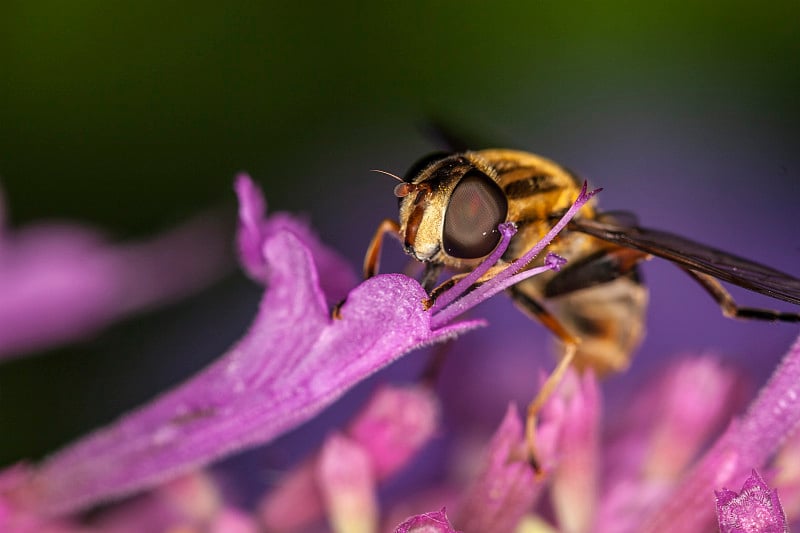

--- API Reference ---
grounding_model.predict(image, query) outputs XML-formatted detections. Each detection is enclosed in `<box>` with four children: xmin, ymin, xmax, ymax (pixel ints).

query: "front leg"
<box><xmin>363</xmin><ymin>219</ymin><xmax>401</xmax><ymax>279</ymax></box>
<box><xmin>424</xmin><ymin>264</ymin><xmax>509</xmax><ymax>309</ymax></box>
<box><xmin>420</xmin><ymin>262</ymin><xmax>445</xmax><ymax>293</ymax></box>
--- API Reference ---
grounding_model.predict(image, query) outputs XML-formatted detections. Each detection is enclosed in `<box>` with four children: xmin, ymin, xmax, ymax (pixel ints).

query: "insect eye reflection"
<box><xmin>443</xmin><ymin>170</ymin><xmax>508</xmax><ymax>258</ymax></box>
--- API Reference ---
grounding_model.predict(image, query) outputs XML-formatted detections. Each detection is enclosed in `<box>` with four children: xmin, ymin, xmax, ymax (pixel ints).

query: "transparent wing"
<box><xmin>570</xmin><ymin>216</ymin><xmax>800</xmax><ymax>305</ymax></box>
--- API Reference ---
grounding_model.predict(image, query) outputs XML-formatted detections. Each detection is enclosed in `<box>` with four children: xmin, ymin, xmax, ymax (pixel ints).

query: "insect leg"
<box><xmin>363</xmin><ymin>219</ymin><xmax>401</xmax><ymax>279</ymax></box>
<box><xmin>683</xmin><ymin>269</ymin><xmax>800</xmax><ymax>323</ymax></box>
<box><xmin>427</xmin><ymin>273</ymin><xmax>468</xmax><ymax>301</ymax></box>
<box><xmin>424</xmin><ymin>264</ymin><xmax>509</xmax><ymax>309</ymax></box>
<box><xmin>509</xmin><ymin>288</ymin><xmax>580</xmax><ymax>346</ymax></box>
<box><xmin>420</xmin><ymin>262</ymin><xmax>445</xmax><ymax>293</ymax></box>
<box><xmin>508</xmin><ymin>288</ymin><xmax>581</xmax><ymax>472</ymax></box>
<box><xmin>543</xmin><ymin>246</ymin><xmax>648</xmax><ymax>298</ymax></box>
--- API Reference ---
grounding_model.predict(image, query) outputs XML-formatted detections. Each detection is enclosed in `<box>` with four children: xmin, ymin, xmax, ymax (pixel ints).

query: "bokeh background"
<box><xmin>1</xmin><ymin>0</ymin><xmax>799</xmax><ymax>504</ymax></box>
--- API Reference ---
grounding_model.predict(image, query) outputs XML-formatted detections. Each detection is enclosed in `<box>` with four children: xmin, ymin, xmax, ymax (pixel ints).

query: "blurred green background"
<box><xmin>1</xmin><ymin>2</ymin><xmax>799</xmax><ymax>467</ymax></box>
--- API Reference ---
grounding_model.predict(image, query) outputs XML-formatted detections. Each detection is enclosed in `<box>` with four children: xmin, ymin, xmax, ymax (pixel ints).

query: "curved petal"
<box><xmin>15</xmin><ymin>231</ymin><xmax>478</xmax><ymax>515</ymax></box>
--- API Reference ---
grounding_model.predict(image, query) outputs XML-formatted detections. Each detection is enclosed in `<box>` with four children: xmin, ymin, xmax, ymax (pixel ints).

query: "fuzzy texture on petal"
<box><xmin>0</xmin><ymin>212</ymin><xmax>231</xmax><ymax>361</ymax></box>
<box><xmin>716</xmin><ymin>470</ymin><xmax>788</xmax><ymax>533</ymax></box>
<box><xmin>454</xmin><ymin>405</ymin><xmax>542</xmax><ymax>533</ymax></box>
<box><xmin>14</xmin><ymin>229</ymin><xmax>479</xmax><ymax>516</ymax></box>
<box><xmin>395</xmin><ymin>508</ymin><xmax>461</xmax><ymax>533</ymax></box>
<box><xmin>259</xmin><ymin>384</ymin><xmax>440</xmax><ymax>531</ymax></box>
<box><xmin>234</xmin><ymin>173</ymin><xmax>356</xmax><ymax>303</ymax></box>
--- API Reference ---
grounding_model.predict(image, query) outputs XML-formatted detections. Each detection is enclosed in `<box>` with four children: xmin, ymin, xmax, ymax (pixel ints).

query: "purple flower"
<box><xmin>4</xmin><ymin>173</ymin><xmax>800</xmax><ymax>533</ymax></box>
<box><xmin>317</xmin><ymin>433</ymin><xmax>379</xmax><ymax>533</ymax></box>
<box><xmin>258</xmin><ymin>384</ymin><xmax>440</xmax><ymax>531</ymax></box>
<box><xmin>4</xmin><ymin>175</ymin><xmax>587</xmax><ymax>519</ymax></box>
<box><xmin>400</xmin><ymin>337</ymin><xmax>800</xmax><ymax>533</ymax></box>
<box><xmin>234</xmin><ymin>174</ymin><xmax>356</xmax><ymax>304</ymax></box>
<box><xmin>716</xmin><ymin>470</ymin><xmax>788</xmax><ymax>533</ymax></box>
<box><xmin>394</xmin><ymin>509</ymin><xmax>461</xmax><ymax>533</ymax></box>
<box><xmin>640</xmin><ymin>335</ymin><xmax>800</xmax><ymax>532</ymax></box>
<box><xmin>0</xmin><ymin>183</ymin><xmax>231</xmax><ymax>361</ymax></box>
<box><xmin>773</xmin><ymin>428</ymin><xmax>800</xmax><ymax>522</ymax></box>
<box><xmin>546</xmin><ymin>370</ymin><xmax>601</xmax><ymax>533</ymax></box>
<box><xmin>453</xmin><ymin>405</ymin><xmax>544</xmax><ymax>532</ymax></box>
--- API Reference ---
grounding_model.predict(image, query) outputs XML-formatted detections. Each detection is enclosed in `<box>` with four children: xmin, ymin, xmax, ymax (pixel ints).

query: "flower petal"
<box><xmin>15</xmin><ymin>230</ymin><xmax>478</xmax><ymax>515</ymax></box>
<box><xmin>0</xmin><ymin>213</ymin><xmax>231</xmax><ymax>361</ymax></box>
<box><xmin>259</xmin><ymin>384</ymin><xmax>440</xmax><ymax>531</ymax></box>
<box><xmin>234</xmin><ymin>173</ymin><xmax>357</xmax><ymax>303</ymax></box>
<box><xmin>395</xmin><ymin>508</ymin><xmax>461</xmax><ymax>533</ymax></box>
<box><xmin>548</xmin><ymin>370</ymin><xmax>601</xmax><ymax>533</ymax></box>
<box><xmin>773</xmin><ymin>428</ymin><xmax>800</xmax><ymax>522</ymax></box>
<box><xmin>347</xmin><ymin>384</ymin><xmax>440</xmax><ymax>478</ymax></box>
<box><xmin>317</xmin><ymin>434</ymin><xmax>379</xmax><ymax>533</ymax></box>
<box><xmin>454</xmin><ymin>405</ymin><xmax>542</xmax><ymax>533</ymax></box>
<box><xmin>605</xmin><ymin>355</ymin><xmax>746</xmax><ymax>484</ymax></box>
<box><xmin>642</xmin><ymin>334</ymin><xmax>800</xmax><ymax>532</ymax></box>
<box><xmin>597</xmin><ymin>356</ymin><xmax>746</xmax><ymax>532</ymax></box>
<box><xmin>716</xmin><ymin>470</ymin><xmax>788</xmax><ymax>533</ymax></box>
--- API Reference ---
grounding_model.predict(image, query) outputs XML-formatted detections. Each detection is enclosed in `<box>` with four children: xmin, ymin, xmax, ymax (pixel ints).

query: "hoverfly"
<box><xmin>364</xmin><ymin>148</ymin><xmax>800</xmax><ymax>378</ymax></box>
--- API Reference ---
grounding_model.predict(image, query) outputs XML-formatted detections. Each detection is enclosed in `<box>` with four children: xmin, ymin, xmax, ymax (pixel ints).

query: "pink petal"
<box><xmin>773</xmin><ymin>428</ymin><xmax>800</xmax><ymax>522</ymax></box>
<box><xmin>14</xmin><ymin>229</ymin><xmax>478</xmax><ymax>515</ymax></box>
<box><xmin>395</xmin><ymin>508</ymin><xmax>461</xmax><ymax>533</ymax></box>
<box><xmin>260</xmin><ymin>384</ymin><xmax>440</xmax><ymax>531</ymax></box>
<box><xmin>87</xmin><ymin>471</ymin><xmax>221</xmax><ymax>533</ymax></box>
<box><xmin>316</xmin><ymin>434</ymin><xmax>378</xmax><ymax>533</ymax></box>
<box><xmin>716</xmin><ymin>470</ymin><xmax>788</xmax><ymax>533</ymax></box>
<box><xmin>548</xmin><ymin>370</ymin><xmax>601</xmax><ymax>533</ymax></box>
<box><xmin>611</xmin><ymin>356</ymin><xmax>746</xmax><ymax>481</ymax></box>
<box><xmin>597</xmin><ymin>356</ymin><xmax>746</xmax><ymax>531</ymax></box>
<box><xmin>347</xmin><ymin>385</ymin><xmax>440</xmax><ymax>478</ymax></box>
<box><xmin>209</xmin><ymin>507</ymin><xmax>260</xmax><ymax>533</ymax></box>
<box><xmin>454</xmin><ymin>405</ymin><xmax>542</xmax><ymax>533</ymax></box>
<box><xmin>642</xmin><ymin>334</ymin><xmax>800</xmax><ymax>532</ymax></box>
<box><xmin>234</xmin><ymin>173</ymin><xmax>357</xmax><ymax>303</ymax></box>
<box><xmin>0</xmin><ymin>213</ymin><xmax>231</xmax><ymax>361</ymax></box>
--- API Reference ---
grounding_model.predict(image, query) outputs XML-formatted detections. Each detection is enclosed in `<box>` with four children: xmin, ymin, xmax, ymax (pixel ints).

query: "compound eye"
<box><xmin>443</xmin><ymin>171</ymin><xmax>508</xmax><ymax>258</ymax></box>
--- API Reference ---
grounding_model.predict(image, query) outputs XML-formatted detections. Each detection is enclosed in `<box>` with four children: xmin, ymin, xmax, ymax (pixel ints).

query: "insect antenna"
<box><xmin>370</xmin><ymin>168</ymin><xmax>428</xmax><ymax>198</ymax></box>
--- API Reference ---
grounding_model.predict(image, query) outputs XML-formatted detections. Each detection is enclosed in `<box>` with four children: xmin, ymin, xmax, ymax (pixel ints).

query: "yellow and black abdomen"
<box><xmin>474</xmin><ymin>149</ymin><xmax>649</xmax><ymax>375</ymax></box>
